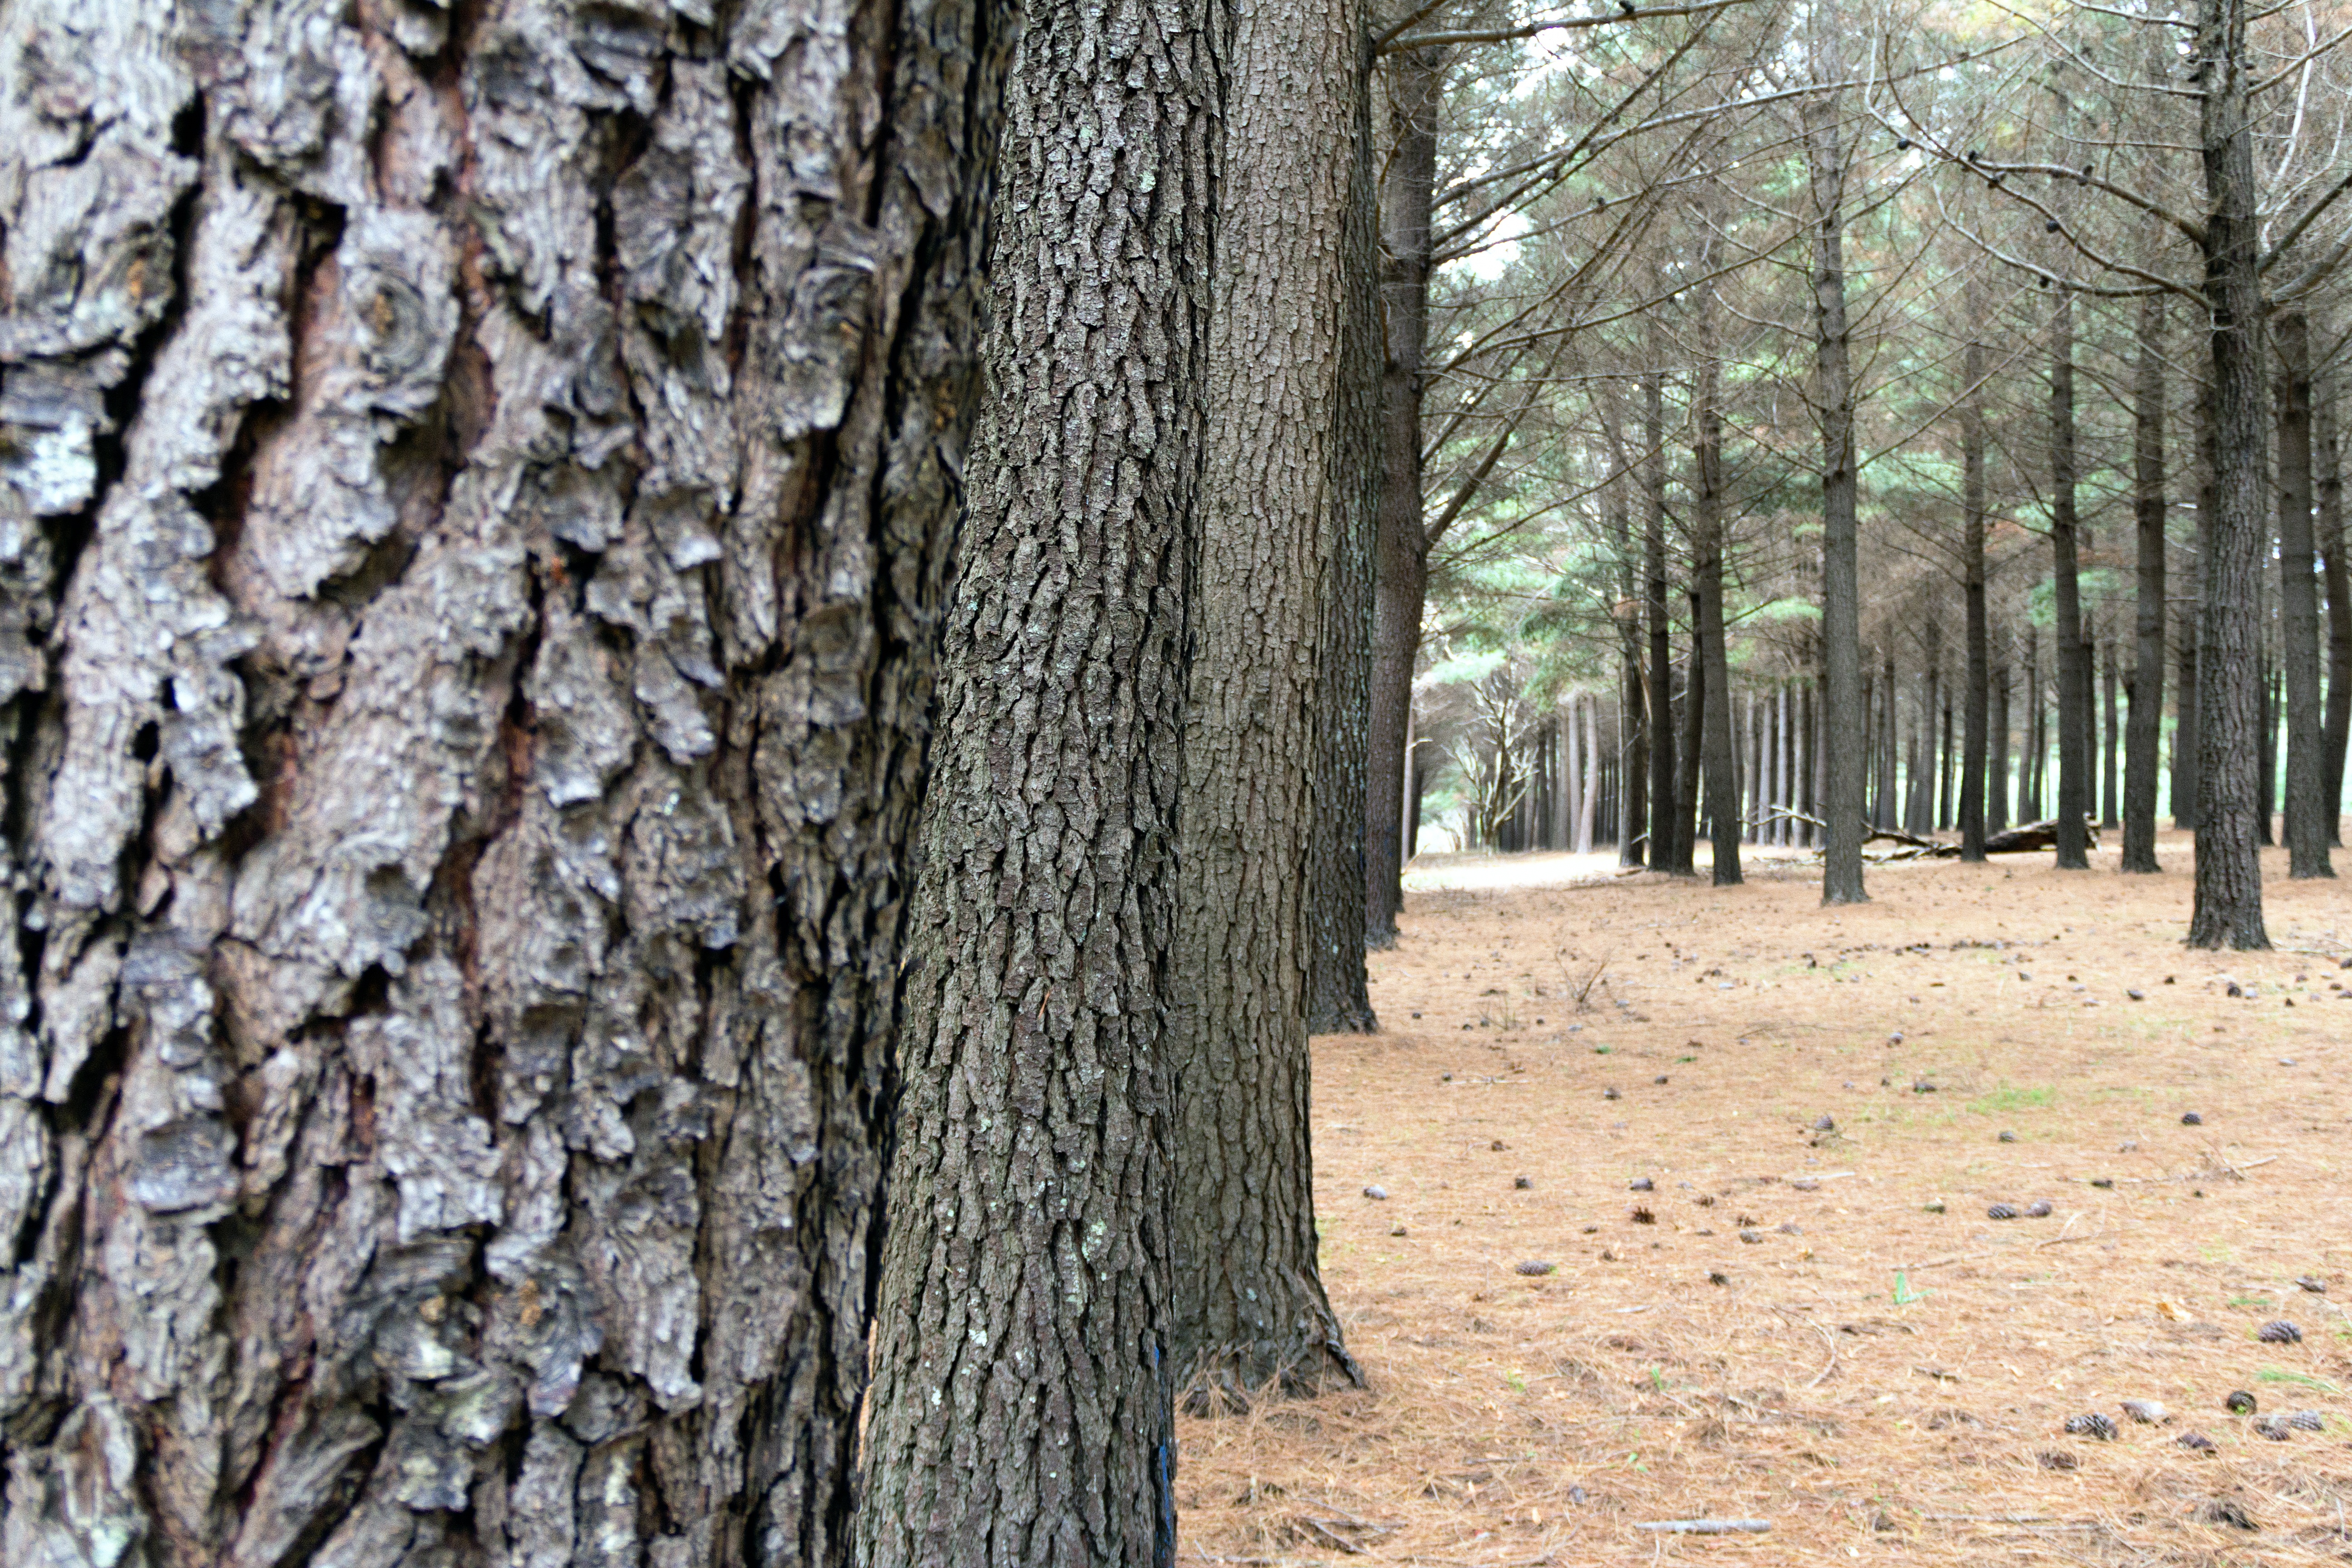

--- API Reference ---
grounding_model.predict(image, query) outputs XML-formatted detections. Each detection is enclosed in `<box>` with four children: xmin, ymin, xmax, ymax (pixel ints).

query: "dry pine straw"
<box><xmin>1174</xmin><ymin>834</ymin><xmax>2352</xmax><ymax>1567</ymax></box>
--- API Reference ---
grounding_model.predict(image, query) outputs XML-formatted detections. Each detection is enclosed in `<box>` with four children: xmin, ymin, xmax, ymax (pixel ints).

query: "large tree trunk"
<box><xmin>1308</xmin><ymin>33</ymin><xmax>1383</xmax><ymax>1035</ymax></box>
<box><xmin>1643</xmin><ymin>359</ymin><xmax>1680</xmax><ymax>874</ymax></box>
<box><xmin>1803</xmin><ymin>83</ymin><xmax>1867</xmax><ymax>903</ymax></box>
<box><xmin>1168</xmin><ymin>0</ymin><xmax>1365</xmax><ymax>1397</ymax></box>
<box><xmin>2049</xmin><ymin>286</ymin><xmax>2092</xmax><ymax>869</ymax></box>
<box><xmin>2318</xmin><ymin>369</ymin><xmax>2350</xmax><ymax>844</ymax></box>
<box><xmin>2123</xmin><ymin>295</ymin><xmax>2167</xmax><ymax>872</ymax></box>
<box><xmin>858</xmin><ymin>0</ymin><xmax>1212</xmax><ymax>1559</ymax></box>
<box><xmin>2272</xmin><ymin>309</ymin><xmax>2332</xmax><ymax>877</ymax></box>
<box><xmin>2188</xmin><ymin>0</ymin><xmax>2270</xmax><ymax>946</ymax></box>
<box><xmin>1362</xmin><ymin>49</ymin><xmax>1441</xmax><ymax>948</ymax></box>
<box><xmin>0</xmin><ymin>0</ymin><xmax>1014</xmax><ymax>1564</ymax></box>
<box><xmin>1960</xmin><ymin>322</ymin><xmax>1990</xmax><ymax>859</ymax></box>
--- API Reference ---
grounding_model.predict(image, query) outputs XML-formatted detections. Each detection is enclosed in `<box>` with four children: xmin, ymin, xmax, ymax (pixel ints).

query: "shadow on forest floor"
<box><xmin>1178</xmin><ymin>831</ymin><xmax>2352</xmax><ymax>1566</ymax></box>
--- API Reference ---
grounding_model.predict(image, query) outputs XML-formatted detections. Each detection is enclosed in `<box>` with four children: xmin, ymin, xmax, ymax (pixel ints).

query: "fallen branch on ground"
<box><xmin>1634</xmin><ymin>1519</ymin><xmax>1773</xmax><ymax>1534</ymax></box>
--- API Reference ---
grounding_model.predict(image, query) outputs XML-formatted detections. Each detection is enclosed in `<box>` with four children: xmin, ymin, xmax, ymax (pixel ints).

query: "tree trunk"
<box><xmin>1693</xmin><ymin>275</ymin><xmax>1741</xmax><ymax>886</ymax></box>
<box><xmin>1804</xmin><ymin>71</ymin><xmax>1867</xmax><ymax>903</ymax></box>
<box><xmin>0</xmin><ymin>3</ymin><xmax>1014</xmax><ymax>1565</ymax></box>
<box><xmin>2124</xmin><ymin>295</ymin><xmax>2167</xmax><ymax>872</ymax></box>
<box><xmin>2101</xmin><ymin>643</ymin><xmax>2120</xmax><ymax>829</ymax></box>
<box><xmin>2178</xmin><ymin>390</ymin><xmax>2213</xmax><ymax>829</ymax></box>
<box><xmin>2023</xmin><ymin>627</ymin><xmax>2042</xmax><ymax>820</ymax></box>
<box><xmin>1308</xmin><ymin>39</ymin><xmax>1385</xmax><ymax>1033</ymax></box>
<box><xmin>1671</xmin><ymin>613</ymin><xmax>1705</xmax><ymax>873</ymax></box>
<box><xmin>1169</xmin><ymin>0</ymin><xmax>1366</xmax><ymax>1396</ymax></box>
<box><xmin>1960</xmin><ymin>324</ymin><xmax>1990</xmax><ymax>858</ymax></box>
<box><xmin>2184</xmin><ymin>0</ymin><xmax>2272</xmax><ymax>945</ymax></box>
<box><xmin>7</xmin><ymin>3</ymin><xmax>1020</xmax><ymax>1568</ymax></box>
<box><xmin>1362</xmin><ymin>49</ymin><xmax>1441</xmax><ymax>948</ymax></box>
<box><xmin>1990</xmin><ymin>647</ymin><xmax>2012</xmax><ymax>835</ymax></box>
<box><xmin>1578</xmin><ymin>696</ymin><xmax>1602</xmax><ymax>853</ymax></box>
<box><xmin>1915</xmin><ymin>620</ymin><xmax>1942</xmax><ymax>836</ymax></box>
<box><xmin>1615</xmin><ymin>477</ymin><xmax>1650</xmax><ymax>867</ymax></box>
<box><xmin>860</xmin><ymin>0</ymin><xmax>1209</xmax><ymax>1559</ymax></box>
<box><xmin>1643</xmin><ymin>358</ymin><xmax>1680</xmax><ymax>874</ymax></box>
<box><xmin>2272</xmin><ymin>309</ymin><xmax>2332</xmax><ymax>877</ymax></box>
<box><xmin>2259</xmin><ymin>659</ymin><xmax>2278</xmax><ymax>845</ymax></box>
<box><xmin>2050</xmin><ymin>286</ymin><xmax>2092</xmax><ymax>868</ymax></box>
<box><xmin>1877</xmin><ymin>649</ymin><xmax>1899</xmax><ymax>831</ymax></box>
<box><xmin>2318</xmin><ymin>367</ymin><xmax>2350</xmax><ymax>844</ymax></box>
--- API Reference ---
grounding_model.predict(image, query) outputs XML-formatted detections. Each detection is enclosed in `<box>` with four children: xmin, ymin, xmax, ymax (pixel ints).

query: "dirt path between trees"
<box><xmin>1175</xmin><ymin>833</ymin><xmax>2352</xmax><ymax>1565</ymax></box>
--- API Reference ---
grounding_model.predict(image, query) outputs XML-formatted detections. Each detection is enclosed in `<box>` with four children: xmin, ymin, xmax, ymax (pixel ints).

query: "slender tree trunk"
<box><xmin>2100</xmin><ymin>643</ymin><xmax>2119</xmax><ymax>828</ymax></box>
<box><xmin>1804</xmin><ymin>78</ymin><xmax>1866</xmax><ymax>902</ymax></box>
<box><xmin>2024</xmin><ymin>628</ymin><xmax>2043</xmax><ymax>819</ymax></box>
<box><xmin>1672</xmin><ymin>628</ymin><xmax>1705</xmax><ymax>872</ymax></box>
<box><xmin>1362</xmin><ymin>49</ymin><xmax>1441</xmax><ymax>947</ymax></box>
<box><xmin>1916</xmin><ymin>621</ymin><xmax>1942</xmax><ymax>835</ymax></box>
<box><xmin>1169</xmin><ymin>0</ymin><xmax>1368</xmax><ymax>1395</ymax></box>
<box><xmin>1960</xmin><ymin>325</ymin><xmax>1990</xmax><ymax>858</ymax></box>
<box><xmin>1643</xmin><ymin>360</ymin><xmax>1679</xmax><ymax>873</ymax></box>
<box><xmin>1307</xmin><ymin>38</ymin><xmax>1384</xmax><ymax>1031</ymax></box>
<box><xmin>2178</xmin><ymin>391</ymin><xmax>2213</xmax><ymax>828</ymax></box>
<box><xmin>2273</xmin><ymin>309</ymin><xmax>2332</xmax><ymax>877</ymax></box>
<box><xmin>1990</xmin><ymin>648</ymin><xmax>2012</xmax><ymax>834</ymax></box>
<box><xmin>2124</xmin><ymin>295</ymin><xmax>2168</xmax><ymax>872</ymax></box>
<box><xmin>0</xmin><ymin>5</ymin><xmax>1014</xmax><ymax>1566</ymax></box>
<box><xmin>1877</xmin><ymin>650</ymin><xmax>1899</xmax><ymax>830</ymax></box>
<box><xmin>2050</xmin><ymin>286</ymin><xmax>2092</xmax><ymax>867</ymax></box>
<box><xmin>1777</xmin><ymin>686</ymin><xmax>1794</xmax><ymax>845</ymax></box>
<box><xmin>1692</xmin><ymin>279</ymin><xmax>1740</xmax><ymax>886</ymax></box>
<box><xmin>1578</xmin><ymin>696</ymin><xmax>1602</xmax><ymax>852</ymax></box>
<box><xmin>2318</xmin><ymin>368</ymin><xmax>2349</xmax><ymax>844</ymax></box>
<box><xmin>2259</xmin><ymin>659</ymin><xmax>2278</xmax><ymax>845</ymax></box>
<box><xmin>862</xmin><ymin>0</ymin><xmax>1210</xmax><ymax>1558</ymax></box>
<box><xmin>1617</xmin><ymin>505</ymin><xmax>1650</xmax><ymax>866</ymax></box>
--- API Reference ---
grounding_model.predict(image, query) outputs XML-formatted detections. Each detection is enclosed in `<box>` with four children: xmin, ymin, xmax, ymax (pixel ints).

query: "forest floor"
<box><xmin>1174</xmin><ymin>831</ymin><xmax>2352</xmax><ymax>1566</ymax></box>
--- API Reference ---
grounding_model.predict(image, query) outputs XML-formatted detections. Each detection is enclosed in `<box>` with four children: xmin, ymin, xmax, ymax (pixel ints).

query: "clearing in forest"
<box><xmin>1176</xmin><ymin>834</ymin><xmax>2352</xmax><ymax>1566</ymax></box>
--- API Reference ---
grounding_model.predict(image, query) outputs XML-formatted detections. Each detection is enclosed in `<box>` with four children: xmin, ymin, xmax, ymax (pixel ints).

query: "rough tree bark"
<box><xmin>2123</xmin><ymin>295</ymin><xmax>2167</xmax><ymax>872</ymax></box>
<box><xmin>1670</xmin><ymin>605</ymin><xmax>1704</xmax><ymax>873</ymax></box>
<box><xmin>2177</xmin><ymin>384</ymin><xmax>2215</xmax><ymax>830</ymax></box>
<box><xmin>1804</xmin><ymin>64</ymin><xmax>1867</xmax><ymax>903</ymax></box>
<box><xmin>1960</xmin><ymin>318</ymin><xmax>1990</xmax><ymax>860</ymax></box>
<box><xmin>0</xmin><ymin>0</ymin><xmax>1016</xmax><ymax>1564</ymax></box>
<box><xmin>1307</xmin><ymin>30</ymin><xmax>1382</xmax><ymax>1035</ymax></box>
<box><xmin>1362</xmin><ymin>48</ymin><xmax>1441</xmax><ymax>947</ymax></box>
<box><xmin>2188</xmin><ymin>0</ymin><xmax>2271</xmax><ymax>947</ymax></box>
<box><xmin>1691</xmin><ymin>250</ymin><xmax>1740</xmax><ymax>887</ymax></box>
<box><xmin>2272</xmin><ymin>309</ymin><xmax>2331</xmax><ymax>877</ymax></box>
<box><xmin>856</xmin><ymin>0</ymin><xmax>1215</xmax><ymax>1557</ymax></box>
<box><xmin>1643</xmin><ymin>357</ymin><xmax>1679</xmax><ymax>874</ymax></box>
<box><xmin>2049</xmin><ymin>284</ymin><xmax>2092</xmax><ymax>869</ymax></box>
<box><xmin>1169</xmin><ymin>0</ymin><xmax>1366</xmax><ymax>1397</ymax></box>
<box><xmin>2319</xmin><ymin>370</ymin><xmax>2350</xmax><ymax>843</ymax></box>
<box><xmin>1989</xmin><ymin>644</ymin><xmax>2012</xmax><ymax>833</ymax></box>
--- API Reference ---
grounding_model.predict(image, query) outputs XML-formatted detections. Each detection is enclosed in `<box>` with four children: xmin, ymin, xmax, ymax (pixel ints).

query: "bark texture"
<box><xmin>2048</xmin><ymin>286</ymin><xmax>2091</xmax><ymax>869</ymax></box>
<box><xmin>2123</xmin><ymin>295</ymin><xmax>2166</xmax><ymax>873</ymax></box>
<box><xmin>1362</xmin><ymin>49</ymin><xmax>1440</xmax><ymax>947</ymax></box>
<box><xmin>1169</xmin><ymin>0</ymin><xmax>1363</xmax><ymax>1397</ymax></box>
<box><xmin>1642</xmin><ymin>361</ymin><xmax>1677</xmax><ymax>873</ymax></box>
<box><xmin>1804</xmin><ymin>80</ymin><xmax>1866</xmax><ymax>904</ymax></box>
<box><xmin>0</xmin><ymin>1</ymin><xmax>1013</xmax><ymax>1565</ymax></box>
<box><xmin>855</xmin><ymin>0</ymin><xmax>1216</xmax><ymax>1558</ymax></box>
<box><xmin>1959</xmin><ymin>319</ymin><xmax>1989</xmax><ymax>860</ymax></box>
<box><xmin>2319</xmin><ymin>372</ymin><xmax>2350</xmax><ymax>842</ymax></box>
<box><xmin>2273</xmin><ymin>310</ymin><xmax>2331</xmax><ymax>876</ymax></box>
<box><xmin>1307</xmin><ymin>30</ymin><xmax>1381</xmax><ymax>1037</ymax></box>
<box><xmin>1690</xmin><ymin>259</ymin><xmax>1739</xmax><ymax>886</ymax></box>
<box><xmin>2188</xmin><ymin>0</ymin><xmax>2271</xmax><ymax>947</ymax></box>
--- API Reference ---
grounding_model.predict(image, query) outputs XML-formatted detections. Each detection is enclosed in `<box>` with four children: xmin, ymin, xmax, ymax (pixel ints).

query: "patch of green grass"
<box><xmin>2256</xmin><ymin>1368</ymin><xmax>2345</xmax><ymax>1394</ymax></box>
<box><xmin>1892</xmin><ymin>1271</ymin><xmax>1927</xmax><ymax>1306</ymax></box>
<box><xmin>1505</xmin><ymin>1369</ymin><xmax>1527</xmax><ymax>1393</ymax></box>
<box><xmin>1966</xmin><ymin>1083</ymin><xmax>2056</xmax><ymax>1116</ymax></box>
<box><xmin>2228</xmin><ymin>1295</ymin><xmax>2270</xmax><ymax>1308</ymax></box>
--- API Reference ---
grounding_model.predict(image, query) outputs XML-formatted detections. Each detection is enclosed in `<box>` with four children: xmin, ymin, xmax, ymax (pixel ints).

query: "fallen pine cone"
<box><xmin>2120</xmin><ymin>1399</ymin><xmax>2168</xmax><ymax>1425</ymax></box>
<box><xmin>1362</xmin><ymin>1185</ymin><xmax>1388</xmax><ymax>1200</ymax></box>
<box><xmin>2225</xmin><ymin>1391</ymin><xmax>2258</xmax><ymax>1415</ymax></box>
<box><xmin>2251</xmin><ymin>1415</ymin><xmax>2292</xmax><ymax>1441</ymax></box>
<box><xmin>2257</xmin><ymin>1320</ymin><xmax>2302</xmax><ymax>1344</ymax></box>
<box><xmin>1629</xmin><ymin>1176</ymin><xmax>1655</xmax><ymax>1191</ymax></box>
<box><xmin>1515</xmin><ymin>1259</ymin><xmax>1557</xmax><ymax>1276</ymax></box>
<box><xmin>1629</xmin><ymin>1206</ymin><xmax>1655</xmax><ymax>1224</ymax></box>
<box><xmin>2064</xmin><ymin>1412</ymin><xmax>2117</xmax><ymax>1440</ymax></box>
<box><xmin>2024</xmin><ymin>1199</ymin><xmax>2053</xmax><ymax>1218</ymax></box>
<box><xmin>2200</xmin><ymin>1497</ymin><xmax>2255</xmax><ymax>1529</ymax></box>
<box><xmin>2175</xmin><ymin>1431</ymin><xmax>2217</xmax><ymax>1453</ymax></box>
<box><xmin>2287</xmin><ymin>1410</ymin><xmax>2324</xmax><ymax>1432</ymax></box>
<box><xmin>1986</xmin><ymin>1203</ymin><xmax>2018</xmax><ymax>1220</ymax></box>
<box><xmin>2295</xmin><ymin>1275</ymin><xmax>2327</xmax><ymax>1294</ymax></box>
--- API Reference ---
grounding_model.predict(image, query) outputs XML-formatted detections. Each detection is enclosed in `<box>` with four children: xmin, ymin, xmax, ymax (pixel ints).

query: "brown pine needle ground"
<box><xmin>1175</xmin><ymin>832</ymin><xmax>2352</xmax><ymax>1566</ymax></box>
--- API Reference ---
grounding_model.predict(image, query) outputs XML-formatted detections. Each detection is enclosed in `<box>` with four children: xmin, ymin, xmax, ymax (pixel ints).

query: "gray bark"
<box><xmin>1643</xmin><ymin>357</ymin><xmax>1680</xmax><ymax>873</ymax></box>
<box><xmin>1989</xmin><ymin>645</ymin><xmax>2011</xmax><ymax>834</ymax></box>
<box><xmin>2123</xmin><ymin>295</ymin><xmax>2166</xmax><ymax>872</ymax></box>
<box><xmin>2049</xmin><ymin>286</ymin><xmax>2092</xmax><ymax>868</ymax></box>
<box><xmin>2188</xmin><ymin>0</ymin><xmax>2272</xmax><ymax>946</ymax></box>
<box><xmin>1307</xmin><ymin>29</ymin><xmax>1381</xmax><ymax>1036</ymax></box>
<box><xmin>1960</xmin><ymin>318</ymin><xmax>1989</xmax><ymax>859</ymax></box>
<box><xmin>1362</xmin><ymin>49</ymin><xmax>1440</xmax><ymax>946</ymax></box>
<box><xmin>2319</xmin><ymin>369</ymin><xmax>2350</xmax><ymax>843</ymax></box>
<box><xmin>2272</xmin><ymin>309</ymin><xmax>2331</xmax><ymax>876</ymax></box>
<box><xmin>0</xmin><ymin>0</ymin><xmax>1016</xmax><ymax>1564</ymax></box>
<box><xmin>1170</xmin><ymin>0</ymin><xmax>1365</xmax><ymax>1397</ymax></box>
<box><xmin>1805</xmin><ymin>70</ymin><xmax>1866</xmax><ymax>902</ymax></box>
<box><xmin>1692</xmin><ymin>261</ymin><xmax>1740</xmax><ymax>887</ymax></box>
<box><xmin>857</xmin><ymin>0</ymin><xmax>1218</xmax><ymax>1557</ymax></box>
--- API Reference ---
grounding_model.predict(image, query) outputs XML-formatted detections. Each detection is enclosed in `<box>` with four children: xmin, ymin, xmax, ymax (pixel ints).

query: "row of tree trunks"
<box><xmin>2273</xmin><ymin>310</ymin><xmax>2333</xmax><ymax>878</ymax></box>
<box><xmin>2</xmin><ymin>1</ymin><xmax>1017</xmax><ymax>1564</ymax></box>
